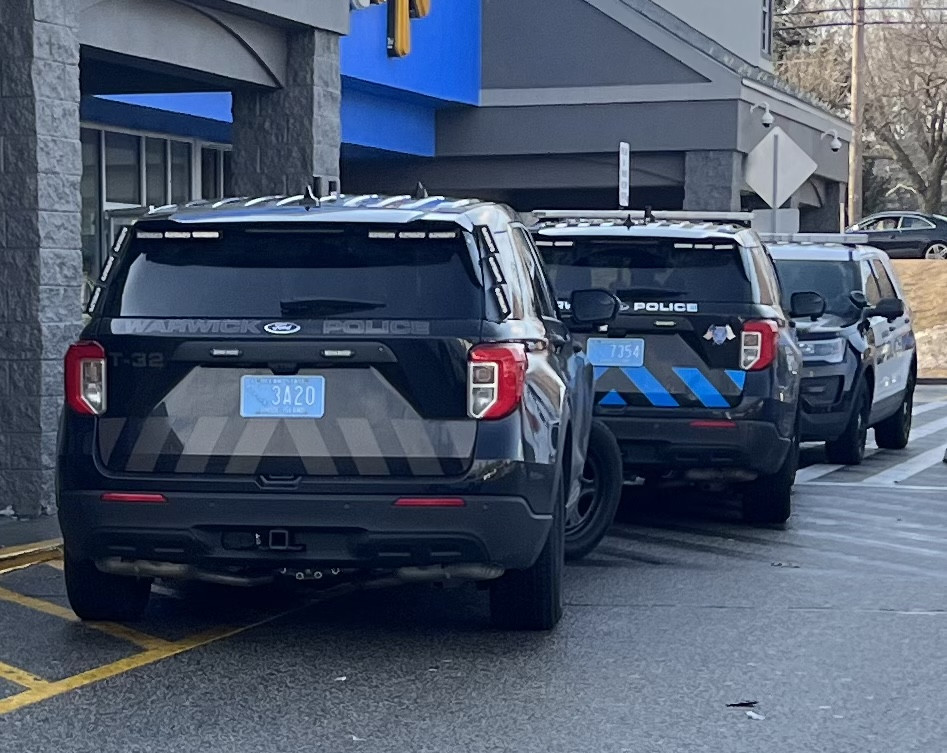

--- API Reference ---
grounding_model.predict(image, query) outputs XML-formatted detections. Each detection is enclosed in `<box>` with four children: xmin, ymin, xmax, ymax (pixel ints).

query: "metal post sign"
<box><xmin>619</xmin><ymin>142</ymin><xmax>630</xmax><ymax>208</ymax></box>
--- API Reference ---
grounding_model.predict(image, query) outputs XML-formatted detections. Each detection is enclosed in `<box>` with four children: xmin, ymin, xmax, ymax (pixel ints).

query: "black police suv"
<box><xmin>769</xmin><ymin>239</ymin><xmax>916</xmax><ymax>464</ymax></box>
<box><xmin>530</xmin><ymin>212</ymin><xmax>815</xmax><ymax>525</ymax></box>
<box><xmin>58</xmin><ymin>194</ymin><xmax>613</xmax><ymax>631</ymax></box>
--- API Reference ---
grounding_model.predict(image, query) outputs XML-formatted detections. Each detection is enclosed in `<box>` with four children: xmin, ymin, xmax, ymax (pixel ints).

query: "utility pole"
<box><xmin>848</xmin><ymin>0</ymin><xmax>866</xmax><ymax>224</ymax></box>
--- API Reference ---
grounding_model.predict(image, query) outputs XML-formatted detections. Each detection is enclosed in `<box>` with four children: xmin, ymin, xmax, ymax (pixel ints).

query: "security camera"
<box><xmin>830</xmin><ymin>136</ymin><xmax>842</xmax><ymax>152</ymax></box>
<box><xmin>761</xmin><ymin>109</ymin><xmax>775</xmax><ymax>128</ymax></box>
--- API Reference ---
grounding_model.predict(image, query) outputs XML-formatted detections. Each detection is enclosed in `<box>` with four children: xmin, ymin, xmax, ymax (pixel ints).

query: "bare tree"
<box><xmin>775</xmin><ymin>0</ymin><xmax>947</xmax><ymax>213</ymax></box>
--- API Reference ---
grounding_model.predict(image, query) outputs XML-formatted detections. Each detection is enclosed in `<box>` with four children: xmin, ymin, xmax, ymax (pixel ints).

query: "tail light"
<box><xmin>467</xmin><ymin>344</ymin><xmax>527</xmax><ymax>419</ymax></box>
<box><xmin>65</xmin><ymin>341</ymin><xmax>107</xmax><ymax>415</ymax></box>
<box><xmin>740</xmin><ymin>321</ymin><xmax>779</xmax><ymax>371</ymax></box>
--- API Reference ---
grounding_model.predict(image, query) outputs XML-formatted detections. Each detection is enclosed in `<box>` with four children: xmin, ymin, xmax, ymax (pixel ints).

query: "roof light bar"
<box><xmin>532</xmin><ymin>209</ymin><xmax>755</xmax><ymax>224</ymax></box>
<box><xmin>759</xmin><ymin>233</ymin><xmax>869</xmax><ymax>245</ymax></box>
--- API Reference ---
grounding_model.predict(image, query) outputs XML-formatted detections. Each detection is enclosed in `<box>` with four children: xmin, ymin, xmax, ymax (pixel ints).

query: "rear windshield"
<box><xmin>536</xmin><ymin>238</ymin><xmax>752</xmax><ymax>305</ymax></box>
<box><xmin>104</xmin><ymin>226</ymin><xmax>482</xmax><ymax>319</ymax></box>
<box><xmin>774</xmin><ymin>259</ymin><xmax>861</xmax><ymax>320</ymax></box>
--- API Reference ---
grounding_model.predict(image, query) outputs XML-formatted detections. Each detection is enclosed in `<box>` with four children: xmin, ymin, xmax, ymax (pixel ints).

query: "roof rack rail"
<box><xmin>532</xmin><ymin>209</ymin><xmax>755</xmax><ymax>225</ymax></box>
<box><xmin>759</xmin><ymin>233</ymin><xmax>869</xmax><ymax>246</ymax></box>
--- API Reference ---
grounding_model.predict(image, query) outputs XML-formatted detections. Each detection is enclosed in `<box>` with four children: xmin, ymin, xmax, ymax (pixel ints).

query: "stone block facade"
<box><xmin>0</xmin><ymin>0</ymin><xmax>83</xmax><ymax>517</ymax></box>
<box><xmin>683</xmin><ymin>150</ymin><xmax>743</xmax><ymax>212</ymax></box>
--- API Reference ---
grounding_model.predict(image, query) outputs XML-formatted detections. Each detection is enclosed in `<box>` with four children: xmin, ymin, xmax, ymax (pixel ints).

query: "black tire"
<box><xmin>825</xmin><ymin>379</ymin><xmax>870</xmax><ymax>465</ymax></box>
<box><xmin>742</xmin><ymin>428</ymin><xmax>798</xmax><ymax>526</ymax></box>
<box><xmin>64</xmin><ymin>551</ymin><xmax>151</xmax><ymax>622</ymax></box>
<box><xmin>490</xmin><ymin>477</ymin><xmax>564</xmax><ymax>631</ymax></box>
<box><xmin>564</xmin><ymin>421</ymin><xmax>623</xmax><ymax>561</ymax></box>
<box><xmin>875</xmin><ymin>371</ymin><xmax>915</xmax><ymax>449</ymax></box>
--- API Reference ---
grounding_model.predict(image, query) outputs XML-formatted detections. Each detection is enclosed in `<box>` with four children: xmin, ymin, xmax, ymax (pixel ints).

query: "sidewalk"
<box><xmin>0</xmin><ymin>515</ymin><xmax>61</xmax><ymax>551</ymax></box>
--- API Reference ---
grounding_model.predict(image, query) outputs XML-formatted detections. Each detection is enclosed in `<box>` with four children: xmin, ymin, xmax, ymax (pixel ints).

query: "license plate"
<box><xmin>240</xmin><ymin>376</ymin><xmax>325</xmax><ymax>418</ymax></box>
<box><xmin>587</xmin><ymin>338</ymin><xmax>645</xmax><ymax>368</ymax></box>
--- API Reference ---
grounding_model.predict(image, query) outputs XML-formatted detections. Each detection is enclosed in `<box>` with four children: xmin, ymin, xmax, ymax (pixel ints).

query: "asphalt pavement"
<box><xmin>1</xmin><ymin>387</ymin><xmax>946</xmax><ymax>753</ymax></box>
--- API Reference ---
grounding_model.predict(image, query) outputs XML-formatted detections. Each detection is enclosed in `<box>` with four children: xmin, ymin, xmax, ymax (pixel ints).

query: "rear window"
<box><xmin>104</xmin><ymin>225</ymin><xmax>482</xmax><ymax>319</ymax></box>
<box><xmin>774</xmin><ymin>259</ymin><xmax>861</xmax><ymax>320</ymax></box>
<box><xmin>536</xmin><ymin>238</ymin><xmax>752</xmax><ymax>305</ymax></box>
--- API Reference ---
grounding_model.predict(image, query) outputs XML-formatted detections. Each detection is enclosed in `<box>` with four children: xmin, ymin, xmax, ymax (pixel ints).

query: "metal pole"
<box><xmin>848</xmin><ymin>0</ymin><xmax>866</xmax><ymax>224</ymax></box>
<box><xmin>772</xmin><ymin>131</ymin><xmax>779</xmax><ymax>233</ymax></box>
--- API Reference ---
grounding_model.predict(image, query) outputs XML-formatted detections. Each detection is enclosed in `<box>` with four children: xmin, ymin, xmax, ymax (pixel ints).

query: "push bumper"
<box><xmin>603</xmin><ymin>416</ymin><xmax>792</xmax><ymax>477</ymax></box>
<box><xmin>58</xmin><ymin>492</ymin><xmax>552</xmax><ymax>573</ymax></box>
<box><xmin>797</xmin><ymin>359</ymin><xmax>859</xmax><ymax>442</ymax></box>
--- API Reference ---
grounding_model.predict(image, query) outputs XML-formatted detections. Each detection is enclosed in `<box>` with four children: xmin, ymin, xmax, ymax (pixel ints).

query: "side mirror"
<box><xmin>569</xmin><ymin>289</ymin><xmax>620</xmax><ymax>326</ymax></box>
<box><xmin>790</xmin><ymin>291</ymin><xmax>826</xmax><ymax>320</ymax></box>
<box><xmin>866</xmin><ymin>297</ymin><xmax>905</xmax><ymax>322</ymax></box>
<box><xmin>849</xmin><ymin>290</ymin><xmax>869</xmax><ymax>309</ymax></box>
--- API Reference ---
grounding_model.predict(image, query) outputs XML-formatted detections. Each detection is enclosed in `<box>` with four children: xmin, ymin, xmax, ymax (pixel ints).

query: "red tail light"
<box><xmin>467</xmin><ymin>343</ymin><xmax>527</xmax><ymax>420</ymax></box>
<box><xmin>65</xmin><ymin>341</ymin><xmax>107</xmax><ymax>415</ymax></box>
<box><xmin>394</xmin><ymin>498</ymin><xmax>466</xmax><ymax>508</ymax></box>
<box><xmin>740</xmin><ymin>321</ymin><xmax>779</xmax><ymax>371</ymax></box>
<box><xmin>101</xmin><ymin>492</ymin><xmax>167</xmax><ymax>504</ymax></box>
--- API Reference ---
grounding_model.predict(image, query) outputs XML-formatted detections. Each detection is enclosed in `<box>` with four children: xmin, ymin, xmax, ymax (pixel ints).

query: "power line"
<box><xmin>777</xmin><ymin>18</ymin><xmax>947</xmax><ymax>30</ymax></box>
<box><xmin>778</xmin><ymin>4</ymin><xmax>947</xmax><ymax>15</ymax></box>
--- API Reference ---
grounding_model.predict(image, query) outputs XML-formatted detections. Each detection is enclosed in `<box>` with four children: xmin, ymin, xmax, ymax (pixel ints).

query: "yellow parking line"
<box><xmin>0</xmin><ymin>607</ymin><xmax>304</xmax><ymax>716</ymax></box>
<box><xmin>44</xmin><ymin>560</ymin><xmax>64</xmax><ymax>571</ymax></box>
<box><xmin>0</xmin><ymin>661</ymin><xmax>50</xmax><ymax>692</ymax></box>
<box><xmin>0</xmin><ymin>540</ymin><xmax>63</xmax><ymax>576</ymax></box>
<box><xmin>0</xmin><ymin>586</ymin><xmax>172</xmax><ymax>651</ymax></box>
<box><xmin>0</xmin><ymin>539</ymin><xmax>62</xmax><ymax>559</ymax></box>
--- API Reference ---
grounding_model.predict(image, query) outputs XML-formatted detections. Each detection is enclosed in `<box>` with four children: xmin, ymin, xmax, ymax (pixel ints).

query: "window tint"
<box><xmin>872</xmin><ymin>217</ymin><xmax>899</xmax><ymax>231</ymax></box>
<box><xmin>752</xmin><ymin>248</ymin><xmax>780</xmax><ymax>306</ymax></box>
<box><xmin>774</xmin><ymin>259</ymin><xmax>861</xmax><ymax>320</ymax></box>
<box><xmin>107</xmin><ymin>226</ymin><xmax>482</xmax><ymax>320</ymax></box>
<box><xmin>512</xmin><ymin>228</ymin><xmax>558</xmax><ymax>319</ymax></box>
<box><xmin>899</xmin><ymin>216</ymin><xmax>934</xmax><ymax>230</ymax></box>
<box><xmin>537</xmin><ymin>238</ymin><xmax>752</xmax><ymax>305</ymax></box>
<box><xmin>871</xmin><ymin>259</ymin><xmax>898</xmax><ymax>299</ymax></box>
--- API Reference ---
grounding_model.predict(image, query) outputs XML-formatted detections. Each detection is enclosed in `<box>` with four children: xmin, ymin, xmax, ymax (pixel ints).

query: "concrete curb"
<box><xmin>0</xmin><ymin>540</ymin><xmax>63</xmax><ymax>576</ymax></box>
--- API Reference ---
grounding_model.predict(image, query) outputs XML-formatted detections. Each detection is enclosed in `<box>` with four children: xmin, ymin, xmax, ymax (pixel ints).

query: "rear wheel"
<box><xmin>825</xmin><ymin>380</ymin><xmax>870</xmax><ymax>465</ymax></box>
<box><xmin>923</xmin><ymin>242</ymin><xmax>947</xmax><ymax>260</ymax></box>
<box><xmin>490</xmin><ymin>478</ymin><xmax>564</xmax><ymax>631</ymax></box>
<box><xmin>64</xmin><ymin>551</ymin><xmax>151</xmax><ymax>622</ymax></box>
<box><xmin>875</xmin><ymin>371</ymin><xmax>915</xmax><ymax>449</ymax></box>
<box><xmin>742</xmin><ymin>427</ymin><xmax>798</xmax><ymax>526</ymax></box>
<box><xmin>564</xmin><ymin>422</ymin><xmax>622</xmax><ymax>561</ymax></box>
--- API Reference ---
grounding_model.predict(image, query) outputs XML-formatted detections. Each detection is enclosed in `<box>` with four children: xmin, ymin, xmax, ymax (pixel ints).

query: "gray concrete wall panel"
<box><xmin>683</xmin><ymin>150</ymin><xmax>742</xmax><ymax>211</ymax></box>
<box><xmin>0</xmin><ymin>0</ymin><xmax>84</xmax><ymax>517</ymax></box>
<box><xmin>482</xmin><ymin>0</ymin><xmax>706</xmax><ymax>89</ymax></box>
<box><xmin>80</xmin><ymin>0</ymin><xmax>288</xmax><ymax>90</ymax></box>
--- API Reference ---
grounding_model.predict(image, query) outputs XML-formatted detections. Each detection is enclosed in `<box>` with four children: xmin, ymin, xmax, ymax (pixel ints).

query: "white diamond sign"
<box><xmin>744</xmin><ymin>127</ymin><xmax>817</xmax><ymax>209</ymax></box>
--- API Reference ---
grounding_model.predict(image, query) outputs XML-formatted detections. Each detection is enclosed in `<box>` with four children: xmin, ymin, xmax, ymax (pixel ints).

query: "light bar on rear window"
<box><xmin>759</xmin><ymin>233</ymin><xmax>869</xmax><ymax>245</ymax></box>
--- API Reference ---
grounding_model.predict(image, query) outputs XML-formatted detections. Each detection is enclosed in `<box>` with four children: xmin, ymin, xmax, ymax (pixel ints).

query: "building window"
<box><xmin>145</xmin><ymin>137</ymin><xmax>168</xmax><ymax>207</ymax></box>
<box><xmin>762</xmin><ymin>0</ymin><xmax>773</xmax><ymax>57</ymax></box>
<box><xmin>201</xmin><ymin>147</ymin><xmax>221</xmax><ymax>200</ymax></box>
<box><xmin>80</xmin><ymin>129</ymin><xmax>101</xmax><ymax>279</ymax></box>
<box><xmin>170</xmin><ymin>141</ymin><xmax>192</xmax><ymax>205</ymax></box>
<box><xmin>223</xmin><ymin>150</ymin><xmax>233</xmax><ymax>196</ymax></box>
<box><xmin>104</xmin><ymin>131</ymin><xmax>141</xmax><ymax>205</ymax></box>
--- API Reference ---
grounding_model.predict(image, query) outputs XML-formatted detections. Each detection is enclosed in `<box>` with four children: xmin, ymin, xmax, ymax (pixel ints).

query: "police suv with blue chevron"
<box><xmin>530</xmin><ymin>210</ymin><xmax>819</xmax><ymax>524</ymax></box>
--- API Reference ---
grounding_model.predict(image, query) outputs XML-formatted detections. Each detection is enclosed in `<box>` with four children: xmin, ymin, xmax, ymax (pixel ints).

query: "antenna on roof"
<box><xmin>413</xmin><ymin>181</ymin><xmax>429</xmax><ymax>200</ymax></box>
<box><xmin>300</xmin><ymin>177</ymin><xmax>323</xmax><ymax>211</ymax></box>
<box><xmin>643</xmin><ymin>206</ymin><xmax>654</xmax><ymax>225</ymax></box>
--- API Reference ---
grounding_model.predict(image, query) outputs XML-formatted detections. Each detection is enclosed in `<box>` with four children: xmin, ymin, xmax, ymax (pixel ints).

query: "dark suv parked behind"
<box><xmin>58</xmin><ymin>194</ymin><xmax>609</xmax><ymax>631</ymax></box>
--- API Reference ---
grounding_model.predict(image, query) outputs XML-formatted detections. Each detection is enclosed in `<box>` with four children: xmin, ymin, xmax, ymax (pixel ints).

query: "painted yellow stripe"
<box><xmin>0</xmin><ymin>608</ymin><xmax>302</xmax><ymax>716</ymax></box>
<box><xmin>0</xmin><ymin>586</ymin><xmax>172</xmax><ymax>651</ymax></box>
<box><xmin>0</xmin><ymin>541</ymin><xmax>63</xmax><ymax>576</ymax></box>
<box><xmin>44</xmin><ymin>560</ymin><xmax>64</xmax><ymax>571</ymax></box>
<box><xmin>0</xmin><ymin>661</ymin><xmax>51</xmax><ymax>691</ymax></box>
<box><xmin>0</xmin><ymin>539</ymin><xmax>62</xmax><ymax>560</ymax></box>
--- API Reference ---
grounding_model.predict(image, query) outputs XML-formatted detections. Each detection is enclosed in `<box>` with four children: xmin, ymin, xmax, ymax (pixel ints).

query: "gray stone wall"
<box><xmin>800</xmin><ymin>181</ymin><xmax>844</xmax><ymax>233</ymax></box>
<box><xmin>683</xmin><ymin>150</ymin><xmax>743</xmax><ymax>212</ymax></box>
<box><xmin>0</xmin><ymin>0</ymin><xmax>83</xmax><ymax>517</ymax></box>
<box><xmin>230</xmin><ymin>28</ymin><xmax>341</xmax><ymax>197</ymax></box>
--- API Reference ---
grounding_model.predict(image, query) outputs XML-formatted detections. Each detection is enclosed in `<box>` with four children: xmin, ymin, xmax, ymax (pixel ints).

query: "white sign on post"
<box><xmin>619</xmin><ymin>142</ymin><xmax>630</xmax><ymax>208</ymax></box>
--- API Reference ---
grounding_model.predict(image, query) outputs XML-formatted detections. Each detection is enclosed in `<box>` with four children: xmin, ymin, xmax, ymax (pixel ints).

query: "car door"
<box><xmin>871</xmin><ymin>257</ymin><xmax>915</xmax><ymax>396</ymax></box>
<box><xmin>860</xmin><ymin>260</ymin><xmax>898</xmax><ymax>406</ymax></box>
<box><xmin>896</xmin><ymin>216</ymin><xmax>936</xmax><ymax>258</ymax></box>
<box><xmin>858</xmin><ymin>216</ymin><xmax>902</xmax><ymax>255</ymax></box>
<box><xmin>512</xmin><ymin>225</ymin><xmax>591</xmax><ymax>507</ymax></box>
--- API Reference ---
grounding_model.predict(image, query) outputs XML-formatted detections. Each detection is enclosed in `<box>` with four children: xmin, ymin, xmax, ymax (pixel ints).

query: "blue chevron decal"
<box><xmin>673</xmin><ymin>367</ymin><xmax>730</xmax><ymax>408</ymax></box>
<box><xmin>599</xmin><ymin>390</ymin><xmax>627</xmax><ymax>407</ymax></box>
<box><xmin>620</xmin><ymin>367</ymin><xmax>679</xmax><ymax>407</ymax></box>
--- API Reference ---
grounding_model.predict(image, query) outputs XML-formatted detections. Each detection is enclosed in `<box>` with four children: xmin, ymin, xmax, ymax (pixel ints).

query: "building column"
<box><xmin>800</xmin><ymin>181</ymin><xmax>844</xmax><ymax>232</ymax></box>
<box><xmin>683</xmin><ymin>151</ymin><xmax>743</xmax><ymax>212</ymax></box>
<box><xmin>230</xmin><ymin>28</ymin><xmax>341</xmax><ymax>197</ymax></box>
<box><xmin>0</xmin><ymin>0</ymin><xmax>83</xmax><ymax>517</ymax></box>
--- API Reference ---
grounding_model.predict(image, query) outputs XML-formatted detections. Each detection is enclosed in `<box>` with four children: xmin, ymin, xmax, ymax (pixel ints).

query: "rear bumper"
<box><xmin>602</xmin><ymin>416</ymin><xmax>792</xmax><ymax>477</ymax></box>
<box><xmin>58</xmin><ymin>492</ymin><xmax>551</xmax><ymax>572</ymax></box>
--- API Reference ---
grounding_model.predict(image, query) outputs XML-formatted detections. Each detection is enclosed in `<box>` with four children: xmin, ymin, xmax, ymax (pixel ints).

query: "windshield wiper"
<box><xmin>279</xmin><ymin>298</ymin><xmax>385</xmax><ymax>316</ymax></box>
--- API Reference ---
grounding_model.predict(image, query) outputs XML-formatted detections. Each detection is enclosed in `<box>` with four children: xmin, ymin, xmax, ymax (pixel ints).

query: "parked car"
<box><xmin>767</xmin><ymin>236</ymin><xmax>917</xmax><ymax>463</ymax></box>
<box><xmin>530</xmin><ymin>211</ymin><xmax>813</xmax><ymax>525</ymax></box>
<box><xmin>846</xmin><ymin>212</ymin><xmax>947</xmax><ymax>259</ymax></box>
<box><xmin>58</xmin><ymin>193</ymin><xmax>614</xmax><ymax>631</ymax></box>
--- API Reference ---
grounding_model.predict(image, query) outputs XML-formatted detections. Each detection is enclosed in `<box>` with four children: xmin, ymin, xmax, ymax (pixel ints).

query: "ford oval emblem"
<box><xmin>264</xmin><ymin>322</ymin><xmax>301</xmax><ymax>335</ymax></box>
